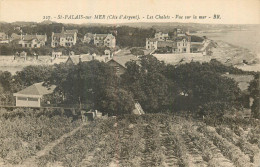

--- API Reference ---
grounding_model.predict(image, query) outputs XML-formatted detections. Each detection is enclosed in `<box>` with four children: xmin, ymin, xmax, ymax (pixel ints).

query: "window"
<box><xmin>184</xmin><ymin>48</ymin><xmax>186</xmax><ymax>52</ymax></box>
<box><xmin>114</xmin><ymin>66</ymin><xmax>120</xmax><ymax>74</ymax></box>
<box><xmin>18</xmin><ymin>97</ymin><xmax>27</xmax><ymax>101</ymax></box>
<box><xmin>28</xmin><ymin>97</ymin><xmax>38</xmax><ymax>101</ymax></box>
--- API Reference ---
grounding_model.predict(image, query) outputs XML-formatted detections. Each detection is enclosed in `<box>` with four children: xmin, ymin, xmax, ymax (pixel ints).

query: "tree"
<box><xmin>248</xmin><ymin>73</ymin><xmax>260</xmax><ymax>118</ymax></box>
<box><xmin>97</xmin><ymin>87</ymin><xmax>135</xmax><ymax>116</ymax></box>
<box><xmin>0</xmin><ymin>71</ymin><xmax>12</xmax><ymax>92</ymax></box>
<box><xmin>50</xmin><ymin>60</ymin><xmax>119</xmax><ymax>107</ymax></box>
<box><xmin>121</xmin><ymin>55</ymin><xmax>176</xmax><ymax>113</ymax></box>
<box><xmin>12</xmin><ymin>65</ymin><xmax>54</xmax><ymax>91</ymax></box>
<box><xmin>170</xmin><ymin>62</ymin><xmax>241</xmax><ymax>112</ymax></box>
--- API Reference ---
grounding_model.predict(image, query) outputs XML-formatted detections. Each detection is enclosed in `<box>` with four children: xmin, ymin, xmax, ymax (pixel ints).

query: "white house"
<box><xmin>51</xmin><ymin>27</ymin><xmax>78</xmax><ymax>47</ymax></box>
<box><xmin>13</xmin><ymin>82</ymin><xmax>56</xmax><ymax>107</ymax></box>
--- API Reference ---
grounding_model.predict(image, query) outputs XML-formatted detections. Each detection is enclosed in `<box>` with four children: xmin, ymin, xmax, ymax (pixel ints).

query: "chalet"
<box><xmin>154</xmin><ymin>32</ymin><xmax>169</xmax><ymax>41</ymax></box>
<box><xmin>18</xmin><ymin>34</ymin><xmax>47</xmax><ymax>48</ymax></box>
<box><xmin>51</xmin><ymin>27</ymin><xmax>78</xmax><ymax>47</ymax></box>
<box><xmin>146</xmin><ymin>38</ymin><xmax>158</xmax><ymax>50</ymax></box>
<box><xmin>94</xmin><ymin>34</ymin><xmax>116</xmax><ymax>48</ymax></box>
<box><xmin>84</xmin><ymin>33</ymin><xmax>116</xmax><ymax>48</ymax></box>
<box><xmin>106</xmin><ymin>55</ymin><xmax>139</xmax><ymax>75</ymax></box>
<box><xmin>175</xmin><ymin>36</ymin><xmax>191</xmax><ymax>53</ymax></box>
<box><xmin>13</xmin><ymin>82</ymin><xmax>56</xmax><ymax>107</ymax></box>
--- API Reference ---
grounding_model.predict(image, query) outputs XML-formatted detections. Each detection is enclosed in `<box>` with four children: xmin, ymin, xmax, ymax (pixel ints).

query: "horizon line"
<box><xmin>1</xmin><ymin>20</ymin><xmax>260</xmax><ymax>26</ymax></box>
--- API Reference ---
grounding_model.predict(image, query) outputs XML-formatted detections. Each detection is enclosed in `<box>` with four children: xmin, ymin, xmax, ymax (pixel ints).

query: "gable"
<box><xmin>107</xmin><ymin>59</ymin><xmax>126</xmax><ymax>69</ymax></box>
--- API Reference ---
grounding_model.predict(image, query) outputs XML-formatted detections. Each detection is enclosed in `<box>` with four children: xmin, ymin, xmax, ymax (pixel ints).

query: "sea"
<box><xmin>194</xmin><ymin>28</ymin><xmax>260</xmax><ymax>71</ymax></box>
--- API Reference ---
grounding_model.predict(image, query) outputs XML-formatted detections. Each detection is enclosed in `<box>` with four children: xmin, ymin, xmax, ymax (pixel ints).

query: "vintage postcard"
<box><xmin>0</xmin><ymin>0</ymin><xmax>259</xmax><ymax>166</ymax></box>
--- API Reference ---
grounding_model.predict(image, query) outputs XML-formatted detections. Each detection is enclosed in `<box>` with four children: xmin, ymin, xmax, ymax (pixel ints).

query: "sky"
<box><xmin>0</xmin><ymin>0</ymin><xmax>259</xmax><ymax>24</ymax></box>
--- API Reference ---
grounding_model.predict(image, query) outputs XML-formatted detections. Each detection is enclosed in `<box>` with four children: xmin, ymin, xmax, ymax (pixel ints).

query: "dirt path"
<box><xmin>0</xmin><ymin>122</ymin><xmax>87</xmax><ymax>167</ymax></box>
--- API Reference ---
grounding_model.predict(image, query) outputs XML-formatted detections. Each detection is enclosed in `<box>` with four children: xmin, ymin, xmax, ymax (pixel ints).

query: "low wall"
<box><xmin>153</xmin><ymin>53</ymin><xmax>210</xmax><ymax>65</ymax></box>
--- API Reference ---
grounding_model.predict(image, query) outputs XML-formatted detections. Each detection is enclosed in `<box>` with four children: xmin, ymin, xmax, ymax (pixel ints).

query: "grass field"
<box><xmin>1</xmin><ymin>111</ymin><xmax>259</xmax><ymax>167</ymax></box>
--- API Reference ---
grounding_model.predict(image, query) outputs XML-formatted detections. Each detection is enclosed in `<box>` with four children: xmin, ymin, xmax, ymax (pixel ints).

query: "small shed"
<box><xmin>13</xmin><ymin>82</ymin><xmax>56</xmax><ymax>107</ymax></box>
<box><xmin>82</xmin><ymin>110</ymin><xmax>103</xmax><ymax>121</ymax></box>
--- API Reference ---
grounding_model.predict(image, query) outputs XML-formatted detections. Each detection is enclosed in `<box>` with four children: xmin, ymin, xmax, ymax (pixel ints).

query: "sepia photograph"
<box><xmin>0</xmin><ymin>0</ymin><xmax>259</xmax><ymax>166</ymax></box>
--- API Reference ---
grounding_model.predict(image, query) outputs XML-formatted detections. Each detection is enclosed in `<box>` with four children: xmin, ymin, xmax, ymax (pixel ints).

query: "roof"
<box><xmin>53</xmin><ymin>29</ymin><xmax>77</xmax><ymax>38</ymax></box>
<box><xmin>155</xmin><ymin>32</ymin><xmax>168</xmax><ymax>35</ymax></box>
<box><xmin>11</xmin><ymin>33</ymin><xmax>21</xmax><ymax>40</ymax></box>
<box><xmin>147</xmin><ymin>38</ymin><xmax>158</xmax><ymax>42</ymax></box>
<box><xmin>95</xmin><ymin>34</ymin><xmax>108</xmax><ymax>37</ymax></box>
<box><xmin>14</xmin><ymin>82</ymin><xmax>56</xmax><ymax>97</ymax></box>
<box><xmin>65</xmin><ymin>29</ymin><xmax>78</xmax><ymax>34</ymax></box>
<box><xmin>84</xmin><ymin>33</ymin><xmax>94</xmax><ymax>38</ymax></box>
<box><xmin>174</xmin><ymin>36</ymin><xmax>190</xmax><ymax>42</ymax></box>
<box><xmin>22</xmin><ymin>34</ymin><xmax>46</xmax><ymax>42</ymax></box>
<box><xmin>191</xmin><ymin>43</ymin><xmax>203</xmax><ymax>49</ymax></box>
<box><xmin>157</xmin><ymin>41</ymin><xmax>174</xmax><ymax>48</ymax></box>
<box><xmin>105</xmin><ymin>34</ymin><xmax>115</xmax><ymax>39</ymax></box>
<box><xmin>107</xmin><ymin>55</ymin><xmax>139</xmax><ymax>68</ymax></box>
<box><xmin>93</xmin><ymin>33</ymin><xmax>115</xmax><ymax>40</ymax></box>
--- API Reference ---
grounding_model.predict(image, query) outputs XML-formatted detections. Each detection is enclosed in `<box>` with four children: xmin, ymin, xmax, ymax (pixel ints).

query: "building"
<box><xmin>52</xmin><ymin>51</ymin><xmax>62</xmax><ymax>58</ymax></box>
<box><xmin>0</xmin><ymin>32</ymin><xmax>9</xmax><ymax>43</ymax></box>
<box><xmin>147</xmin><ymin>36</ymin><xmax>191</xmax><ymax>53</ymax></box>
<box><xmin>84</xmin><ymin>33</ymin><xmax>116</xmax><ymax>48</ymax></box>
<box><xmin>106</xmin><ymin>55</ymin><xmax>139</xmax><ymax>75</ymax></box>
<box><xmin>146</xmin><ymin>38</ymin><xmax>158</xmax><ymax>50</ymax></box>
<box><xmin>174</xmin><ymin>36</ymin><xmax>191</xmax><ymax>53</ymax></box>
<box><xmin>94</xmin><ymin>34</ymin><xmax>116</xmax><ymax>48</ymax></box>
<box><xmin>83</xmin><ymin>33</ymin><xmax>94</xmax><ymax>43</ymax></box>
<box><xmin>154</xmin><ymin>32</ymin><xmax>169</xmax><ymax>41</ymax></box>
<box><xmin>65</xmin><ymin>54</ymin><xmax>111</xmax><ymax>65</ymax></box>
<box><xmin>147</xmin><ymin>32</ymin><xmax>202</xmax><ymax>54</ymax></box>
<box><xmin>18</xmin><ymin>34</ymin><xmax>47</xmax><ymax>48</ymax></box>
<box><xmin>10</xmin><ymin>33</ymin><xmax>21</xmax><ymax>41</ymax></box>
<box><xmin>51</xmin><ymin>27</ymin><xmax>78</xmax><ymax>47</ymax></box>
<box><xmin>13</xmin><ymin>82</ymin><xmax>56</xmax><ymax>107</ymax></box>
